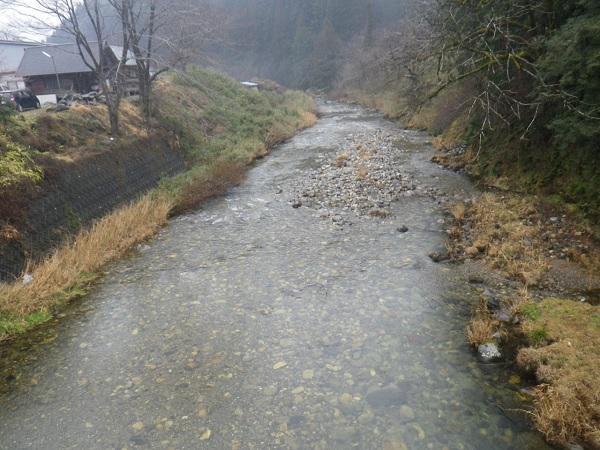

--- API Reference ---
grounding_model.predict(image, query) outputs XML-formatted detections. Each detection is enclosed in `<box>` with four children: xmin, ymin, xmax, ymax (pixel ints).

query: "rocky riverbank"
<box><xmin>435</xmin><ymin>159</ymin><xmax>600</xmax><ymax>449</ymax></box>
<box><xmin>290</xmin><ymin>128</ymin><xmax>442</xmax><ymax>227</ymax></box>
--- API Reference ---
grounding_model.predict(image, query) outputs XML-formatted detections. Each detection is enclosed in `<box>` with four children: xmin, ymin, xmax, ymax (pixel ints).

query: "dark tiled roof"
<box><xmin>16</xmin><ymin>43</ymin><xmax>136</xmax><ymax>77</ymax></box>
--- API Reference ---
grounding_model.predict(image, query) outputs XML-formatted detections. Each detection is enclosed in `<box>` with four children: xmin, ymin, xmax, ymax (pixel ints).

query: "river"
<box><xmin>0</xmin><ymin>102</ymin><xmax>552</xmax><ymax>449</ymax></box>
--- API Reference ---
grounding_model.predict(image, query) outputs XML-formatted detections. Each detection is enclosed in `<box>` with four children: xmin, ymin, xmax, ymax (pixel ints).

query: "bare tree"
<box><xmin>428</xmin><ymin>0</ymin><xmax>599</xmax><ymax>143</ymax></box>
<box><xmin>2</xmin><ymin>0</ymin><xmax>130</xmax><ymax>136</ymax></box>
<box><xmin>114</xmin><ymin>0</ymin><xmax>221</xmax><ymax>121</ymax></box>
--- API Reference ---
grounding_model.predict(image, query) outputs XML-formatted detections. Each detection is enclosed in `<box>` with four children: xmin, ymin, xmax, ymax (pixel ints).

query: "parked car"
<box><xmin>0</xmin><ymin>90</ymin><xmax>41</xmax><ymax>112</ymax></box>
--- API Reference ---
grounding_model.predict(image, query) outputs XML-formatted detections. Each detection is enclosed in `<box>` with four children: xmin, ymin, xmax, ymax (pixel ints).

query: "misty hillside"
<box><xmin>48</xmin><ymin>0</ymin><xmax>414</xmax><ymax>88</ymax></box>
<box><xmin>206</xmin><ymin>0</ymin><xmax>414</xmax><ymax>88</ymax></box>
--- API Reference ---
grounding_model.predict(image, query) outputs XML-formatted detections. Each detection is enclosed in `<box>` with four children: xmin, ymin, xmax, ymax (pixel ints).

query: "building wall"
<box><xmin>27</xmin><ymin>73</ymin><xmax>95</xmax><ymax>95</ymax></box>
<box><xmin>0</xmin><ymin>42</ymin><xmax>34</xmax><ymax>90</ymax></box>
<box><xmin>0</xmin><ymin>73</ymin><xmax>26</xmax><ymax>90</ymax></box>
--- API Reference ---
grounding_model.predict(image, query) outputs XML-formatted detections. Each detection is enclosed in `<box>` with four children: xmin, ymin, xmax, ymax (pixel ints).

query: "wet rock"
<box><xmin>129</xmin><ymin>435</ymin><xmax>149</xmax><ymax>446</ymax></box>
<box><xmin>384</xmin><ymin>439</ymin><xmax>409</xmax><ymax>450</ymax></box>
<box><xmin>292</xmin><ymin>200</ymin><xmax>302</xmax><ymax>209</ymax></box>
<box><xmin>331</xmin><ymin>425</ymin><xmax>359</xmax><ymax>442</ymax></box>
<box><xmin>338</xmin><ymin>393</ymin><xmax>362</xmax><ymax>414</ymax></box>
<box><xmin>478</xmin><ymin>343</ymin><xmax>502</xmax><ymax>362</ymax></box>
<box><xmin>399</xmin><ymin>404</ymin><xmax>415</xmax><ymax>421</ymax></box>
<box><xmin>494</xmin><ymin>308</ymin><xmax>513</xmax><ymax>323</ymax></box>
<box><xmin>287</xmin><ymin>415</ymin><xmax>306</xmax><ymax>429</ymax></box>
<box><xmin>302</xmin><ymin>369</ymin><xmax>315</xmax><ymax>380</ymax></box>
<box><xmin>366</xmin><ymin>384</ymin><xmax>408</xmax><ymax>408</ymax></box>
<box><xmin>397</xmin><ymin>225</ymin><xmax>409</xmax><ymax>233</ymax></box>
<box><xmin>429</xmin><ymin>250</ymin><xmax>450</xmax><ymax>263</ymax></box>
<box><xmin>358</xmin><ymin>408</ymin><xmax>375</xmax><ymax>424</ymax></box>
<box><xmin>131</xmin><ymin>421</ymin><xmax>145</xmax><ymax>432</ymax></box>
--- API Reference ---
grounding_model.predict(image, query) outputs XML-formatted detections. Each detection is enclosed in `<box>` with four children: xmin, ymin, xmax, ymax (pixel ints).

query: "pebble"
<box><xmin>302</xmin><ymin>369</ymin><xmax>314</xmax><ymax>380</ymax></box>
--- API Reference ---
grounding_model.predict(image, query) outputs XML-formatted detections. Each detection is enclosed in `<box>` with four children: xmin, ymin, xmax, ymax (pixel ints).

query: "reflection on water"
<box><xmin>0</xmin><ymin>102</ymin><xmax>552</xmax><ymax>449</ymax></box>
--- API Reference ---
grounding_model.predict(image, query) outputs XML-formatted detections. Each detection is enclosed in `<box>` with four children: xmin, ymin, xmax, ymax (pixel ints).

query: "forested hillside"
<box><xmin>336</xmin><ymin>0</ymin><xmax>600</xmax><ymax>221</ymax></box>
<box><xmin>206</xmin><ymin>0</ymin><xmax>411</xmax><ymax>88</ymax></box>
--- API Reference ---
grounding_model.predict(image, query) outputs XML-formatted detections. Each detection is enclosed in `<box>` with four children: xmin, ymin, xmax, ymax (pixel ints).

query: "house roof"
<box><xmin>0</xmin><ymin>40</ymin><xmax>40</xmax><ymax>74</ymax></box>
<box><xmin>16</xmin><ymin>43</ymin><xmax>136</xmax><ymax>77</ymax></box>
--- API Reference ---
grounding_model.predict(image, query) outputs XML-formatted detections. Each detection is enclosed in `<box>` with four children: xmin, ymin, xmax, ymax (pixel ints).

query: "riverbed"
<box><xmin>0</xmin><ymin>102</ymin><xmax>552</xmax><ymax>449</ymax></box>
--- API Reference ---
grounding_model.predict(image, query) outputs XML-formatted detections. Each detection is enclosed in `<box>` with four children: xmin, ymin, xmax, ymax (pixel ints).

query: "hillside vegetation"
<box><xmin>338</xmin><ymin>0</ymin><xmax>600</xmax><ymax>224</ymax></box>
<box><xmin>0</xmin><ymin>68</ymin><xmax>315</xmax><ymax>341</ymax></box>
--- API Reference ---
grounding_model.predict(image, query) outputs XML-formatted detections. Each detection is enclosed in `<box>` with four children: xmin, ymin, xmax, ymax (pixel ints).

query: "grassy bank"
<box><xmin>0</xmin><ymin>68</ymin><xmax>316</xmax><ymax>341</ymax></box>
<box><xmin>446</xmin><ymin>192</ymin><xmax>600</xmax><ymax>448</ymax></box>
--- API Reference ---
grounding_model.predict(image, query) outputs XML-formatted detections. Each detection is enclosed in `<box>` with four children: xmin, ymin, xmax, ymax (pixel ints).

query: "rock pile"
<box><xmin>290</xmin><ymin>129</ymin><xmax>420</xmax><ymax>224</ymax></box>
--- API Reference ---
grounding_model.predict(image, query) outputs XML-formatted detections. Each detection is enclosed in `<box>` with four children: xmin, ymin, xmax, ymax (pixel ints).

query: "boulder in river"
<box><xmin>429</xmin><ymin>250</ymin><xmax>450</xmax><ymax>263</ymax></box>
<box><xmin>478</xmin><ymin>343</ymin><xmax>502</xmax><ymax>363</ymax></box>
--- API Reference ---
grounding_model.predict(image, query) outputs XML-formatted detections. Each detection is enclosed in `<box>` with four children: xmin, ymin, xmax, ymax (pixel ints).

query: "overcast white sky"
<box><xmin>0</xmin><ymin>0</ymin><xmax>60</xmax><ymax>42</ymax></box>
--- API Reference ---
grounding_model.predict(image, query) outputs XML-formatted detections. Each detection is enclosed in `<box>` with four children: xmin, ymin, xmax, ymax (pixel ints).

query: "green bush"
<box><xmin>0</xmin><ymin>133</ymin><xmax>42</xmax><ymax>187</ymax></box>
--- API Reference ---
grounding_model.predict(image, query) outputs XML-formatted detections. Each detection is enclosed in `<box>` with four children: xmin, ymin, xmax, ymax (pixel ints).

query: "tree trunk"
<box><xmin>108</xmin><ymin>101</ymin><xmax>120</xmax><ymax>137</ymax></box>
<box><xmin>139</xmin><ymin>66</ymin><xmax>151</xmax><ymax>122</ymax></box>
<box><xmin>105</xmin><ymin>87</ymin><xmax>121</xmax><ymax>137</ymax></box>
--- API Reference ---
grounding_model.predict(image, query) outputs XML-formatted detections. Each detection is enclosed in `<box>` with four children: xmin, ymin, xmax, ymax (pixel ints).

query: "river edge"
<box><xmin>431</xmin><ymin>159</ymin><xmax>600</xmax><ymax>449</ymax></box>
<box><xmin>338</xmin><ymin>96</ymin><xmax>600</xmax><ymax>448</ymax></box>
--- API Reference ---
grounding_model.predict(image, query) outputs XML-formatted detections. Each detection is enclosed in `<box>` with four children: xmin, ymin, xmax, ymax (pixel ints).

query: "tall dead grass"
<box><xmin>516</xmin><ymin>299</ymin><xmax>600</xmax><ymax>448</ymax></box>
<box><xmin>462</xmin><ymin>193</ymin><xmax>549</xmax><ymax>285</ymax></box>
<box><xmin>466</xmin><ymin>300</ymin><xmax>497</xmax><ymax>347</ymax></box>
<box><xmin>0</xmin><ymin>194</ymin><xmax>173</xmax><ymax>316</ymax></box>
<box><xmin>173</xmin><ymin>160</ymin><xmax>246</xmax><ymax>214</ymax></box>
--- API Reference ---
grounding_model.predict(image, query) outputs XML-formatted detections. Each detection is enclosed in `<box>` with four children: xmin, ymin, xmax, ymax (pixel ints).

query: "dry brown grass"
<box><xmin>265</xmin><ymin>111</ymin><xmax>316</xmax><ymax>149</ymax></box>
<box><xmin>300</xmin><ymin>111</ymin><xmax>317</xmax><ymax>129</ymax></box>
<box><xmin>466</xmin><ymin>300</ymin><xmax>498</xmax><ymax>347</ymax></box>
<box><xmin>356</xmin><ymin>166</ymin><xmax>369</xmax><ymax>180</ymax></box>
<box><xmin>357</xmin><ymin>145</ymin><xmax>373</xmax><ymax>160</ymax></box>
<box><xmin>516</xmin><ymin>299</ymin><xmax>600</xmax><ymax>448</ymax></box>
<box><xmin>460</xmin><ymin>193</ymin><xmax>549</xmax><ymax>285</ymax></box>
<box><xmin>450</xmin><ymin>202</ymin><xmax>466</xmax><ymax>221</ymax></box>
<box><xmin>174</xmin><ymin>160</ymin><xmax>246</xmax><ymax>214</ymax></box>
<box><xmin>0</xmin><ymin>194</ymin><xmax>173</xmax><ymax>316</ymax></box>
<box><xmin>432</xmin><ymin>114</ymin><xmax>469</xmax><ymax>151</ymax></box>
<box><xmin>341</xmin><ymin>91</ymin><xmax>407</xmax><ymax>119</ymax></box>
<box><xmin>368</xmin><ymin>209</ymin><xmax>391</xmax><ymax>218</ymax></box>
<box><xmin>335</xmin><ymin>153</ymin><xmax>349</xmax><ymax>167</ymax></box>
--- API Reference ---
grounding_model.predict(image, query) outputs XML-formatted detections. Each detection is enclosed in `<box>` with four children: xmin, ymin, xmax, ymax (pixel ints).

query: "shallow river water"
<box><xmin>0</xmin><ymin>102</ymin><xmax>553</xmax><ymax>450</ymax></box>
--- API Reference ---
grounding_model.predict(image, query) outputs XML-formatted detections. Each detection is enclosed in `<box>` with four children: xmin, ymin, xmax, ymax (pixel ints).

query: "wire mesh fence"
<box><xmin>0</xmin><ymin>144</ymin><xmax>185</xmax><ymax>282</ymax></box>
